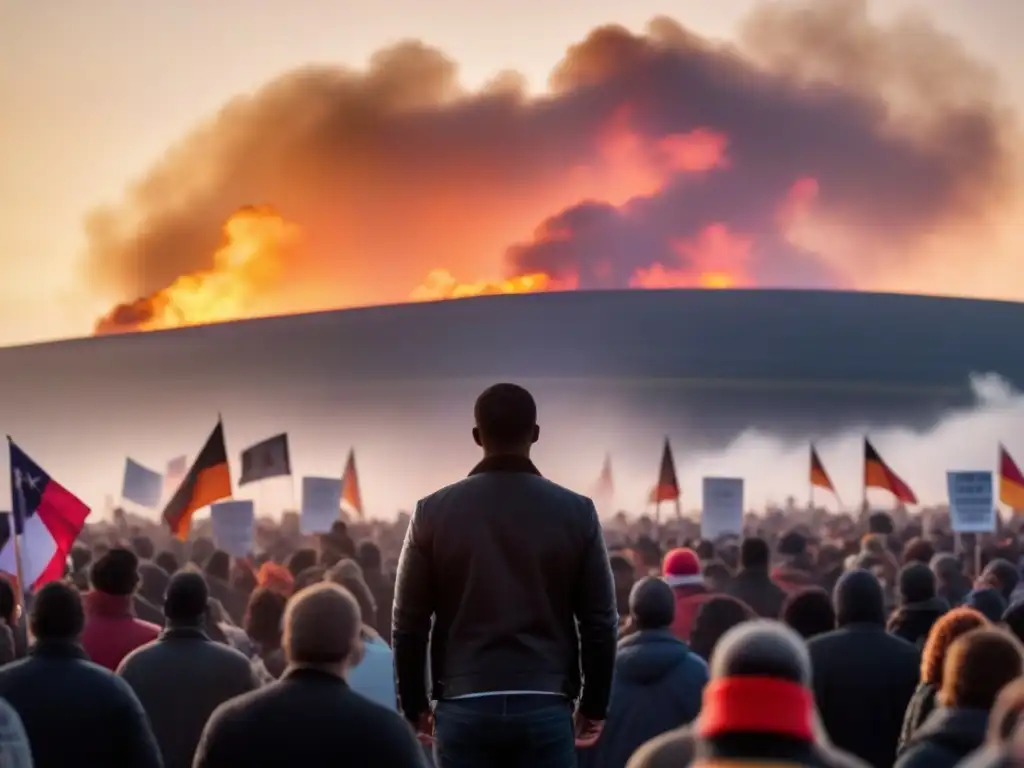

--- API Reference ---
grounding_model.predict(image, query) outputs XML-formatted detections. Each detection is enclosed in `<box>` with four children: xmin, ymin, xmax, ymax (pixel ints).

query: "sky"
<box><xmin>2</xmin><ymin>0</ymin><xmax>1024</xmax><ymax>347</ymax></box>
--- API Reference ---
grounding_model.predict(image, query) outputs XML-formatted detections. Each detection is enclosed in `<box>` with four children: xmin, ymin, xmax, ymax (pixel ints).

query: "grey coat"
<box><xmin>117</xmin><ymin>626</ymin><xmax>260</xmax><ymax>768</ymax></box>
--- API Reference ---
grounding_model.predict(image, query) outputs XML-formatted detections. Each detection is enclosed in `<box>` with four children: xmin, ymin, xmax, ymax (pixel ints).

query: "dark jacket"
<box><xmin>898</xmin><ymin>682</ymin><xmax>937</xmax><ymax>753</ymax></box>
<box><xmin>362</xmin><ymin>568</ymin><xmax>395</xmax><ymax>645</ymax></box>
<box><xmin>117</xmin><ymin>626</ymin><xmax>260</xmax><ymax>768</ymax></box>
<box><xmin>895</xmin><ymin>707</ymin><xmax>989</xmax><ymax>768</ymax></box>
<box><xmin>887</xmin><ymin>597</ymin><xmax>947</xmax><ymax>648</ymax></box>
<box><xmin>392</xmin><ymin>455</ymin><xmax>618</xmax><ymax>721</ymax></box>
<box><xmin>808</xmin><ymin>572</ymin><xmax>920</xmax><ymax>768</ymax></box>
<box><xmin>580</xmin><ymin>630</ymin><xmax>708</xmax><ymax>768</ymax></box>
<box><xmin>204</xmin><ymin>576</ymin><xmax>248</xmax><ymax>627</ymax></box>
<box><xmin>193</xmin><ymin>667</ymin><xmax>426</xmax><ymax>767</ymax></box>
<box><xmin>727</xmin><ymin>567</ymin><xmax>787</xmax><ymax>619</ymax></box>
<box><xmin>0</xmin><ymin>640</ymin><xmax>161</xmax><ymax>768</ymax></box>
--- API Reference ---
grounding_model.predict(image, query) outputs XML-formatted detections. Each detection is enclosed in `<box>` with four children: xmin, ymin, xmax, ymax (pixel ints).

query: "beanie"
<box><xmin>662</xmin><ymin>548</ymin><xmax>703</xmax><ymax>588</ymax></box>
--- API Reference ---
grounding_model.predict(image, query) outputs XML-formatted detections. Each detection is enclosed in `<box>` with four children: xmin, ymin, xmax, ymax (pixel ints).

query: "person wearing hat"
<box><xmin>662</xmin><ymin>548</ymin><xmax>713</xmax><ymax>642</ymax></box>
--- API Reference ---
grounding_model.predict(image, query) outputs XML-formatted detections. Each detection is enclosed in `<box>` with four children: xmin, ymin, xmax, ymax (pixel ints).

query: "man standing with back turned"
<box><xmin>393</xmin><ymin>383</ymin><xmax>619</xmax><ymax>768</ymax></box>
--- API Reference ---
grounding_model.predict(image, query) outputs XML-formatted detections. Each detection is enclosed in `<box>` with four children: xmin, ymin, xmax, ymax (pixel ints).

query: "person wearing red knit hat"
<box><xmin>662</xmin><ymin>548</ymin><xmax>713</xmax><ymax>642</ymax></box>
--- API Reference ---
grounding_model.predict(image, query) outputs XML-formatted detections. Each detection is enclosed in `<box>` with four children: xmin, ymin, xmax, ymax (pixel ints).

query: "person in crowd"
<box><xmin>287</xmin><ymin>548</ymin><xmax>318</xmax><ymax>580</ymax></box>
<box><xmin>193</xmin><ymin>582</ymin><xmax>425</xmax><ymax>767</ymax></box>
<box><xmin>136</xmin><ymin>559</ymin><xmax>169</xmax><ymax>614</ymax></box>
<box><xmin>392</xmin><ymin>383</ymin><xmax>617</xmax><ymax>766</ymax></box>
<box><xmin>325</xmin><ymin>560</ymin><xmax>396</xmax><ymax>710</ymax></box>
<box><xmin>117</xmin><ymin>571</ymin><xmax>260</xmax><ymax>768</ymax></box>
<box><xmin>292</xmin><ymin>565</ymin><xmax>326</xmax><ymax>592</ymax></box>
<box><xmin>782</xmin><ymin>587</ymin><xmax>836</xmax><ymax>640</ymax></box>
<box><xmin>980</xmin><ymin>559</ymin><xmax>1021</xmax><ymax>603</ymax></box>
<box><xmin>1002</xmin><ymin>601</ymin><xmax>1024</xmax><ymax>644</ymax></box>
<box><xmin>628</xmin><ymin>621</ymin><xmax>867</xmax><ymax>768</ymax></box>
<box><xmin>204</xmin><ymin>550</ymin><xmax>247</xmax><ymax>625</ymax></box>
<box><xmin>357</xmin><ymin>541</ymin><xmax>395</xmax><ymax>643</ymax></box>
<box><xmin>230</xmin><ymin>558</ymin><xmax>257</xmax><ymax>597</ymax></box>
<box><xmin>726</xmin><ymin>537</ymin><xmax>787</xmax><ymax>619</ymax></box>
<box><xmin>903</xmin><ymin>538</ymin><xmax>936</xmax><ymax>567</ymax></box>
<box><xmin>154</xmin><ymin>550</ymin><xmax>179</xmax><ymax>577</ymax></box>
<box><xmin>899</xmin><ymin>606</ymin><xmax>988</xmax><ymax>752</ymax></box>
<box><xmin>256</xmin><ymin>561</ymin><xmax>294</xmax><ymax>596</ymax></box>
<box><xmin>896</xmin><ymin>628</ymin><xmax>1024</xmax><ymax>768</ymax></box>
<box><xmin>0</xmin><ymin>580</ymin><xmax>19</xmax><ymax>666</ymax></box>
<box><xmin>244</xmin><ymin>586</ymin><xmax>288</xmax><ymax>679</ymax></box>
<box><xmin>702</xmin><ymin>560</ymin><xmax>733</xmax><ymax>594</ymax></box>
<box><xmin>580</xmin><ymin>578</ymin><xmax>708</xmax><ymax>768</ymax></box>
<box><xmin>663</xmin><ymin>547</ymin><xmax>714</xmax><ymax>642</ymax></box>
<box><xmin>611</xmin><ymin>554</ymin><xmax>638</xmax><ymax>623</ymax></box>
<box><xmin>189</xmin><ymin>537</ymin><xmax>215</xmax><ymax>567</ymax></box>
<box><xmin>958</xmin><ymin>678</ymin><xmax>1024</xmax><ymax>767</ymax></box>
<box><xmin>130</xmin><ymin>535</ymin><xmax>155</xmax><ymax>561</ymax></box>
<box><xmin>0</xmin><ymin>581</ymin><xmax>161</xmax><ymax>767</ymax></box>
<box><xmin>0</xmin><ymin>695</ymin><xmax>34</xmax><ymax>768</ymax></box>
<box><xmin>932</xmin><ymin>553</ymin><xmax>972</xmax><ymax>608</ymax></box>
<box><xmin>887</xmin><ymin>562</ymin><xmax>948</xmax><ymax>647</ymax></box>
<box><xmin>966</xmin><ymin>587</ymin><xmax>1008</xmax><ymax>623</ymax></box>
<box><xmin>688</xmin><ymin>595</ymin><xmax>755</xmax><ymax>663</ymax></box>
<box><xmin>80</xmin><ymin>547</ymin><xmax>161</xmax><ymax>671</ymax></box>
<box><xmin>772</xmin><ymin>531</ymin><xmax>818</xmax><ymax>593</ymax></box>
<box><xmin>809</xmin><ymin>569</ymin><xmax>920</xmax><ymax>768</ymax></box>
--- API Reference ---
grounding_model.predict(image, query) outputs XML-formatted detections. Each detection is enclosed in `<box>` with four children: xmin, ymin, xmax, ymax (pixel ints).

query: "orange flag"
<box><xmin>999</xmin><ymin>444</ymin><xmax>1024</xmax><ymax>510</ymax></box>
<box><xmin>341</xmin><ymin>449</ymin><xmax>363</xmax><ymax>517</ymax></box>
<box><xmin>864</xmin><ymin>439</ymin><xmax>917</xmax><ymax>505</ymax></box>
<box><xmin>649</xmin><ymin>438</ymin><xmax>680</xmax><ymax>503</ymax></box>
<box><xmin>809</xmin><ymin>445</ymin><xmax>836</xmax><ymax>493</ymax></box>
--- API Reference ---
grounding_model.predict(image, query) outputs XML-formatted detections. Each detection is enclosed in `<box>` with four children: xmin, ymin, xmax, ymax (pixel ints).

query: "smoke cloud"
<box><xmin>85</xmin><ymin>0</ymin><xmax>1019</xmax><ymax>332</ymax></box>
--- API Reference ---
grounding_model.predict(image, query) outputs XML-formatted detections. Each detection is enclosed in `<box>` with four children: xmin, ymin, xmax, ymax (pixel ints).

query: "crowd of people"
<box><xmin>0</xmin><ymin>383</ymin><xmax>1022</xmax><ymax>766</ymax></box>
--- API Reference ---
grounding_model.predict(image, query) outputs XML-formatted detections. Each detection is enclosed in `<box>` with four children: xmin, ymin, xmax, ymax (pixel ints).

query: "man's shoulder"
<box><xmin>419</xmin><ymin>473</ymin><xmax>592</xmax><ymax>510</ymax></box>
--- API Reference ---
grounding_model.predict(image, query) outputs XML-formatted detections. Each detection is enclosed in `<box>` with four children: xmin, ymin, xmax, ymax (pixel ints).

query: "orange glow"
<box><xmin>411</xmin><ymin>269</ymin><xmax>578</xmax><ymax>301</ymax></box>
<box><xmin>630</xmin><ymin>224</ymin><xmax>754</xmax><ymax>289</ymax></box>
<box><xmin>94</xmin><ymin>206</ymin><xmax>299</xmax><ymax>334</ymax></box>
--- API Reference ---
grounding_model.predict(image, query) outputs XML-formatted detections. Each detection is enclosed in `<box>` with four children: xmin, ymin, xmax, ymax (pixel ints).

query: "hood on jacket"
<box><xmin>834</xmin><ymin>569</ymin><xmax>885</xmax><ymax>627</ymax></box>
<box><xmin>907</xmin><ymin>706</ymin><xmax>989</xmax><ymax>755</ymax></box>
<box><xmin>615</xmin><ymin>629</ymin><xmax>698</xmax><ymax>685</ymax></box>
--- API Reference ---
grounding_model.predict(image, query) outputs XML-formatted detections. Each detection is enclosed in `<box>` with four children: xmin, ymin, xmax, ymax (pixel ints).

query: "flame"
<box><xmin>95</xmin><ymin>206</ymin><xmax>299</xmax><ymax>334</ymax></box>
<box><xmin>630</xmin><ymin>224</ymin><xmax>755</xmax><ymax>290</ymax></box>
<box><xmin>410</xmin><ymin>269</ymin><xmax>577</xmax><ymax>301</ymax></box>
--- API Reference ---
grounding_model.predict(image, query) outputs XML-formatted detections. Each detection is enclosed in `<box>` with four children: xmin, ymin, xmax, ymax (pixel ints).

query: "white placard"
<box><xmin>210</xmin><ymin>500</ymin><xmax>255</xmax><ymax>557</ymax></box>
<box><xmin>701</xmin><ymin>477</ymin><xmax>744</xmax><ymax>540</ymax></box>
<box><xmin>947</xmin><ymin>471</ymin><xmax>995</xmax><ymax>533</ymax></box>
<box><xmin>301</xmin><ymin>476</ymin><xmax>342</xmax><ymax>535</ymax></box>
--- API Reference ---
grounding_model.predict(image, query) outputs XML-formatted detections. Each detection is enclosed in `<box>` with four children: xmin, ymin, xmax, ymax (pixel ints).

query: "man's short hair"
<box><xmin>474</xmin><ymin>383</ymin><xmax>537</xmax><ymax>447</ymax></box>
<box><xmin>30</xmin><ymin>582</ymin><xmax>85</xmax><ymax>641</ymax></box>
<box><xmin>164</xmin><ymin>571</ymin><xmax>210</xmax><ymax>623</ymax></box>
<box><xmin>740</xmin><ymin>537</ymin><xmax>770</xmax><ymax>569</ymax></box>
<box><xmin>89</xmin><ymin>547</ymin><xmax>140</xmax><ymax>596</ymax></box>
<box><xmin>283</xmin><ymin>583</ymin><xmax>361</xmax><ymax>666</ymax></box>
<box><xmin>629</xmin><ymin>577</ymin><xmax>675</xmax><ymax>630</ymax></box>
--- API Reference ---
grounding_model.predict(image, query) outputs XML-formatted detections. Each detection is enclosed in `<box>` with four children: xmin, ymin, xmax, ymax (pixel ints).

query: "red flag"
<box><xmin>342</xmin><ymin>449</ymin><xmax>363</xmax><ymax>517</ymax></box>
<box><xmin>649</xmin><ymin>438</ymin><xmax>680</xmax><ymax>503</ymax></box>
<box><xmin>999</xmin><ymin>444</ymin><xmax>1024</xmax><ymax>510</ymax></box>
<box><xmin>864</xmin><ymin>439</ymin><xmax>917</xmax><ymax>504</ymax></box>
<box><xmin>810</xmin><ymin>445</ymin><xmax>836</xmax><ymax>493</ymax></box>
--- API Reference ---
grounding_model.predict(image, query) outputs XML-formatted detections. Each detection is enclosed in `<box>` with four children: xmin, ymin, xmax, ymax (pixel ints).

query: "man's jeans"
<box><xmin>434</xmin><ymin>694</ymin><xmax>576</xmax><ymax>768</ymax></box>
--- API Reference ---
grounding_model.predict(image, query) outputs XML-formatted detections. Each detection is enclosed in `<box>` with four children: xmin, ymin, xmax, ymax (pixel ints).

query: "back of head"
<box><xmin>931</xmin><ymin>552</ymin><xmax>962</xmax><ymax>581</ymax></box>
<box><xmin>154</xmin><ymin>550</ymin><xmax>179</xmax><ymax>576</ymax></box>
<box><xmin>31</xmin><ymin>581</ymin><xmax>85</xmax><ymax>642</ymax></box>
<box><xmin>164</xmin><ymin>571</ymin><xmax>210</xmax><ymax>625</ymax></box>
<box><xmin>1004</xmin><ymin>601</ymin><xmax>1024</xmax><ymax>644</ymax></box>
<box><xmin>967</xmin><ymin>588</ymin><xmax>1008</xmax><ymax>623</ymax></box>
<box><xmin>899</xmin><ymin>562</ymin><xmax>937</xmax><ymax>605</ymax></box>
<box><xmin>357</xmin><ymin>541</ymin><xmax>381</xmax><ymax>573</ymax></box>
<box><xmin>130</xmin><ymin>535</ymin><xmax>155</xmax><ymax>561</ymax></box>
<box><xmin>473</xmin><ymin>383</ymin><xmax>538</xmax><ymax>452</ymax></box>
<box><xmin>287</xmin><ymin>548</ymin><xmax>318</xmax><ymax>579</ymax></box>
<box><xmin>902</xmin><ymin>537</ymin><xmax>935</xmax><ymax>566</ymax></box>
<box><xmin>989</xmin><ymin>678</ymin><xmax>1024</xmax><ymax>744</ymax></box>
<box><xmin>940</xmin><ymin>628</ymin><xmax>1024</xmax><ymax>710</ymax></box>
<box><xmin>293</xmin><ymin>565</ymin><xmax>326</xmax><ymax>593</ymax></box>
<box><xmin>867</xmin><ymin>512</ymin><xmax>895</xmax><ymax>536</ymax></box>
<box><xmin>777</xmin><ymin>531</ymin><xmax>807</xmax><ymax>559</ymax></box>
<box><xmin>921</xmin><ymin>607</ymin><xmax>988</xmax><ymax>685</ymax></box>
<box><xmin>283</xmin><ymin>582</ymin><xmax>361</xmax><ymax>666</ymax></box>
<box><xmin>89</xmin><ymin>547</ymin><xmax>140</xmax><ymax>596</ymax></box>
<box><xmin>690</xmin><ymin>595</ymin><xmax>756</xmax><ymax>662</ymax></box>
<box><xmin>782</xmin><ymin>587</ymin><xmax>836</xmax><ymax>640</ymax></box>
<box><xmin>190</xmin><ymin>537</ymin><xmax>215</xmax><ymax>566</ymax></box>
<box><xmin>244</xmin><ymin>586</ymin><xmax>288</xmax><ymax>647</ymax></box>
<box><xmin>984</xmin><ymin>559</ymin><xmax>1021</xmax><ymax>601</ymax></box>
<box><xmin>324</xmin><ymin>561</ymin><xmax>376</xmax><ymax>625</ymax></box>
<box><xmin>699</xmin><ymin>621</ymin><xmax>814</xmax><ymax>741</ymax></box>
<box><xmin>740</xmin><ymin>537</ymin><xmax>770</xmax><ymax>570</ymax></box>
<box><xmin>629</xmin><ymin>577</ymin><xmax>675</xmax><ymax>631</ymax></box>
<box><xmin>204</xmin><ymin>550</ymin><xmax>231</xmax><ymax>582</ymax></box>
<box><xmin>833</xmin><ymin>569</ymin><xmax>885</xmax><ymax>627</ymax></box>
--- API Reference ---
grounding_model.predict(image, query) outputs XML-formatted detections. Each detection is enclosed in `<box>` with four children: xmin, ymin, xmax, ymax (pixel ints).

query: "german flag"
<box><xmin>341</xmin><ymin>449</ymin><xmax>363</xmax><ymax>518</ymax></box>
<box><xmin>649</xmin><ymin>438</ymin><xmax>680</xmax><ymax>503</ymax></box>
<box><xmin>809</xmin><ymin>445</ymin><xmax>835</xmax><ymax>493</ymax></box>
<box><xmin>163</xmin><ymin>420</ymin><xmax>232</xmax><ymax>540</ymax></box>
<box><xmin>999</xmin><ymin>444</ymin><xmax>1024</xmax><ymax>510</ymax></box>
<box><xmin>864</xmin><ymin>439</ymin><xmax>917</xmax><ymax>504</ymax></box>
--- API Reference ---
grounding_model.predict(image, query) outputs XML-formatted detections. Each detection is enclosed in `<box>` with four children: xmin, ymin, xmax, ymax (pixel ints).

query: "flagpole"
<box><xmin>12</xmin><ymin>472</ymin><xmax>28</xmax><ymax>611</ymax></box>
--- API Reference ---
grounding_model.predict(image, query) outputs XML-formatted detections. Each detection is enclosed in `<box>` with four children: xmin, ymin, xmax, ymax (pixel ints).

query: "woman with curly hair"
<box><xmin>897</xmin><ymin>606</ymin><xmax>988</xmax><ymax>754</ymax></box>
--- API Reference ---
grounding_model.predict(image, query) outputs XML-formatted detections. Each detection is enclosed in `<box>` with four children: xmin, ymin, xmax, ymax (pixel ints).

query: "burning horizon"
<box><xmin>88</xmin><ymin>0</ymin><xmax>1020</xmax><ymax>335</ymax></box>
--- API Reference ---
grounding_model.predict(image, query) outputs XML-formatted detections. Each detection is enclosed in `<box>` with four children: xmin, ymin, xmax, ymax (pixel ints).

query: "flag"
<box><xmin>238</xmin><ymin>433</ymin><xmax>291</xmax><ymax>486</ymax></box>
<box><xmin>648</xmin><ymin>438</ymin><xmax>680</xmax><ymax>503</ymax></box>
<box><xmin>864</xmin><ymin>439</ymin><xmax>917</xmax><ymax>504</ymax></box>
<box><xmin>2</xmin><ymin>438</ymin><xmax>90</xmax><ymax>590</ymax></box>
<box><xmin>121</xmin><ymin>458</ymin><xmax>163</xmax><ymax>509</ymax></box>
<box><xmin>999</xmin><ymin>444</ymin><xmax>1024</xmax><ymax>510</ymax></box>
<box><xmin>164</xmin><ymin>455</ymin><xmax>187</xmax><ymax>498</ymax></box>
<box><xmin>341</xmin><ymin>450</ymin><xmax>363</xmax><ymax>517</ymax></box>
<box><xmin>592</xmin><ymin>453</ymin><xmax>614</xmax><ymax>502</ymax></box>
<box><xmin>809</xmin><ymin>445</ymin><xmax>836</xmax><ymax>493</ymax></box>
<box><xmin>162</xmin><ymin>421</ymin><xmax>232</xmax><ymax>540</ymax></box>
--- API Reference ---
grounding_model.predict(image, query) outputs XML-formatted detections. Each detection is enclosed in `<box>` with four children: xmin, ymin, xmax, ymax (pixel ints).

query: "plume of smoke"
<box><xmin>84</xmin><ymin>0</ymin><xmax>1017</xmax><ymax>330</ymax></box>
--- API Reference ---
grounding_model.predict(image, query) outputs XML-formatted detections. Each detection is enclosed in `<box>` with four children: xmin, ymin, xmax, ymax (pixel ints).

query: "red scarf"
<box><xmin>697</xmin><ymin>676</ymin><xmax>814</xmax><ymax>742</ymax></box>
